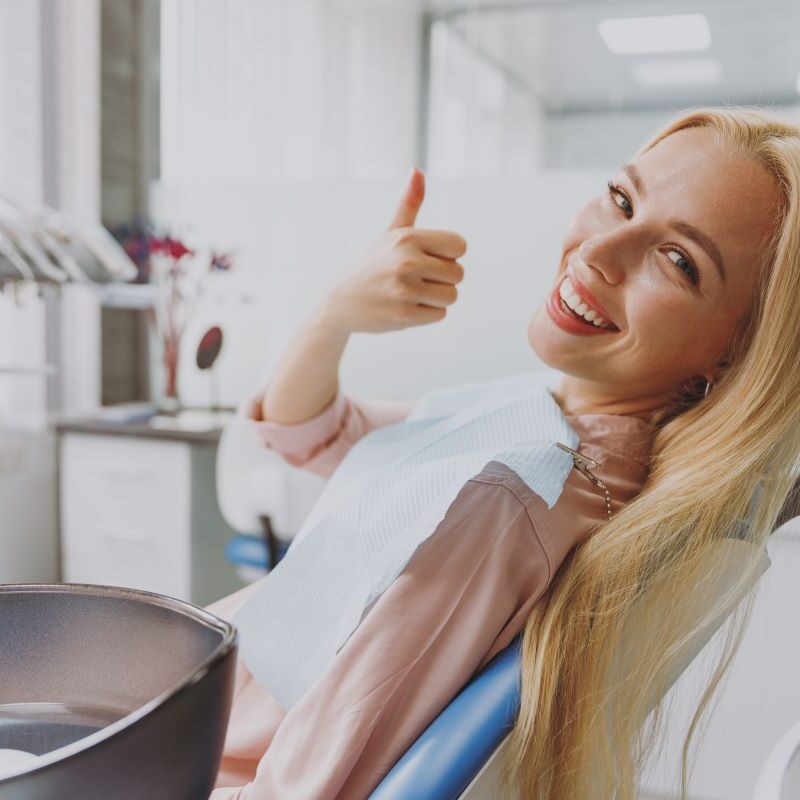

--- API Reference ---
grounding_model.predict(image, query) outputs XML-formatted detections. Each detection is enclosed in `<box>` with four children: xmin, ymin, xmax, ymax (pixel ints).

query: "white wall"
<box><xmin>545</xmin><ymin>102</ymin><xmax>800</xmax><ymax>169</ymax></box>
<box><xmin>427</xmin><ymin>17</ymin><xmax>548</xmax><ymax>176</ymax></box>
<box><xmin>0</xmin><ymin>0</ymin><xmax>44</xmax><ymax>205</ymax></box>
<box><xmin>0</xmin><ymin>0</ymin><xmax>48</xmax><ymax>424</ymax></box>
<box><xmin>160</xmin><ymin>0</ymin><xmax>420</xmax><ymax>183</ymax></box>
<box><xmin>0</xmin><ymin>0</ymin><xmax>101</xmax><ymax>423</ymax></box>
<box><xmin>148</xmin><ymin>168</ymin><xmax>611</xmax><ymax>408</ymax></box>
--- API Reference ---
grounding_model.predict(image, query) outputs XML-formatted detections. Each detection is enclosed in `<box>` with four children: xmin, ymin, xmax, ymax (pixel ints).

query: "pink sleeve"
<box><xmin>240</xmin><ymin>379</ymin><xmax>415</xmax><ymax>479</ymax></box>
<box><xmin>207</xmin><ymin>478</ymin><xmax>553</xmax><ymax>800</ymax></box>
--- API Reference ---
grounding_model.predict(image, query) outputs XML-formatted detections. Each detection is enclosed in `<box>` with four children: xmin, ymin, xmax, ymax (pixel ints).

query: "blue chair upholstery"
<box><xmin>225</xmin><ymin>532</ymin><xmax>290</xmax><ymax>571</ymax></box>
<box><xmin>368</xmin><ymin>637</ymin><xmax>522</xmax><ymax>800</ymax></box>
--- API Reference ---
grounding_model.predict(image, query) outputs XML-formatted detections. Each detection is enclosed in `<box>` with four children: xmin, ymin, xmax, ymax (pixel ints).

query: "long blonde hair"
<box><xmin>501</xmin><ymin>106</ymin><xmax>800</xmax><ymax>799</ymax></box>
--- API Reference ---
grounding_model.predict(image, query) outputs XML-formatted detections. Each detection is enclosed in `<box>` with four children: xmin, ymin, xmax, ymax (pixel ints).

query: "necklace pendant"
<box><xmin>555</xmin><ymin>441</ymin><xmax>599</xmax><ymax>470</ymax></box>
<box><xmin>556</xmin><ymin>441</ymin><xmax>614</xmax><ymax>518</ymax></box>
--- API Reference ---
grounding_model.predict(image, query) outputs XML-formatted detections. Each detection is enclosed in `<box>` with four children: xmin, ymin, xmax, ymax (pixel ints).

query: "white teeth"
<box><xmin>559</xmin><ymin>276</ymin><xmax>615</xmax><ymax>329</ymax></box>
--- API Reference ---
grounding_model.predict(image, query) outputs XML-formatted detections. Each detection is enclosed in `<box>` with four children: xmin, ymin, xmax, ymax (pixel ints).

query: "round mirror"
<box><xmin>196</xmin><ymin>325</ymin><xmax>223</xmax><ymax>370</ymax></box>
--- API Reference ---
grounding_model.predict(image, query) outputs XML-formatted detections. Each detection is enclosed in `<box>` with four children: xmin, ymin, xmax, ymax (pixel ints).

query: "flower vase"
<box><xmin>160</xmin><ymin>333</ymin><xmax>182</xmax><ymax>413</ymax></box>
<box><xmin>145</xmin><ymin>233</ymin><xmax>233</xmax><ymax>415</ymax></box>
<box><xmin>150</xmin><ymin>245</ymin><xmax>194</xmax><ymax>415</ymax></box>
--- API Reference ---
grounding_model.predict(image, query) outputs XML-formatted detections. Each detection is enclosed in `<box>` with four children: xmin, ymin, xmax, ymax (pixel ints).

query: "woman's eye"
<box><xmin>664</xmin><ymin>248</ymin><xmax>699</xmax><ymax>285</ymax></box>
<box><xmin>607</xmin><ymin>181</ymin><xmax>632</xmax><ymax>217</ymax></box>
<box><xmin>605</xmin><ymin>180</ymin><xmax>699</xmax><ymax>287</ymax></box>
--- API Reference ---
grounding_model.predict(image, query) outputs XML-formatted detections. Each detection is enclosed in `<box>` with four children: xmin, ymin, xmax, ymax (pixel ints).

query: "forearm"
<box><xmin>261</xmin><ymin>301</ymin><xmax>351</xmax><ymax>425</ymax></box>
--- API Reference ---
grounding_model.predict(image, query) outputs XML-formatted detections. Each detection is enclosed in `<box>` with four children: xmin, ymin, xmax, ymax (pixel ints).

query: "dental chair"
<box><xmin>752</xmin><ymin>478</ymin><xmax>800</xmax><ymax>800</ymax></box>
<box><xmin>216</xmin><ymin>416</ymin><xmax>798</xmax><ymax>800</ymax></box>
<box><xmin>216</xmin><ymin>419</ymin><xmax>326</xmax><ymax>581</ymax></box>
<box><xmin>753</xmin><ymin>718</ymin><xmax>800</xmax><ymax>800</ymax></box>
<box><xmin>368</xmin><ymin>538</ymin><xmax>772</xmax><ymax>800</ymax></box>
<box><xmin>369</xmin><ymin>478</ymin><xmax>800</xmax><ymax>800</ymax></box>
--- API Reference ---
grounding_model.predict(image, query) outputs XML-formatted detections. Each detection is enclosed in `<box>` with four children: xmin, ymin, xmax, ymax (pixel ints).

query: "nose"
<box><xmin>577</xmin><ymin>226</ymin><xmax>636</xmax><ymax>286</ymax></box>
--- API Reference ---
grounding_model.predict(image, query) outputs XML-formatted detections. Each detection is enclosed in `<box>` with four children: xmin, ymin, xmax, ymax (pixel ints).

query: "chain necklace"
<box><xmin>555</xmin><ymin>442</ymin><xmax>613</xmax><ymax>519</ymax></box>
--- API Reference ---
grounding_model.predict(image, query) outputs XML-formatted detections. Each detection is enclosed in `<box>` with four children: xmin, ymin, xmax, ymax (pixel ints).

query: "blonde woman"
<box><xmin>207</xmin><ymin>106</ymin><xmax>800</xmax><ymax>800</ymax></box>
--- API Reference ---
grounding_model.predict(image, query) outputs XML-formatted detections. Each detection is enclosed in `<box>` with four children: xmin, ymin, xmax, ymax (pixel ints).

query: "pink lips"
<box><xmin>564</xmin><ymin>268</ymin><xmax>619</xmax><ymax>330</ymax></box>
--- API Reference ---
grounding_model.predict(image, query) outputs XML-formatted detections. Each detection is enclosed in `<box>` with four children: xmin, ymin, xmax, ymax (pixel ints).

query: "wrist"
<box><xmin>310</xmin><ymin>297</ymin><xmax>351</xmax><ymax>339</ymax></box>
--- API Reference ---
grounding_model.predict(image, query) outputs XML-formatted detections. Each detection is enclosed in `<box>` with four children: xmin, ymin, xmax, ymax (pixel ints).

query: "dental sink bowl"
<box><xmin>0</xmin><ymin>584</ymin><xmax>237</xmax><ymax>800</ymax></box>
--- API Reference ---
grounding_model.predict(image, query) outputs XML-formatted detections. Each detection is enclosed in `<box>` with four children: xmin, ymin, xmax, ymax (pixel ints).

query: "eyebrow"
<box><xmin>621</xmin><ymin>162</ymin><xmax>727</xmax><ymax>283</ymax></box>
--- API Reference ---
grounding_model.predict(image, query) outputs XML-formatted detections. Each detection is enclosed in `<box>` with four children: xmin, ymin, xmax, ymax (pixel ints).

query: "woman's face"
<box><xmin>528</xmin><ymin>125</ymin><xmax>783</xmax><ymax>417</ymax></box>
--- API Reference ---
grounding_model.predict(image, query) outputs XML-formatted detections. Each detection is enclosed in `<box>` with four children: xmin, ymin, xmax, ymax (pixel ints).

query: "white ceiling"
<box><xmin>350</xmin><ymin>0</ymin><xmax>800</xmax><ymax>114</ymax></box>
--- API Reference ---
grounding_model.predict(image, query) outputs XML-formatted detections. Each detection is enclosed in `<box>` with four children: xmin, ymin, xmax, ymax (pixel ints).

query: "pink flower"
<box><xmin>150</xmin><ymin>236</ymin><xmax>194</xmax><ymax>260</ymax></box>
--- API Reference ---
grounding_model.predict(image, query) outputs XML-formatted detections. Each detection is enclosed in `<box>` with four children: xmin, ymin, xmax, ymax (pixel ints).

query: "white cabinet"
<box><xmin>59</xmin><ymin>431</ymin><xmax>244</xmax><ymax>606</ymax></box>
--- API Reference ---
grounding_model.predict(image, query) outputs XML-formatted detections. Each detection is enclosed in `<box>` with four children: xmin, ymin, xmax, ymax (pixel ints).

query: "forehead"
<box><xmin>632</xmin><ymin>126</ymin><xmax>783</xmax><ymax>286</ymax></box>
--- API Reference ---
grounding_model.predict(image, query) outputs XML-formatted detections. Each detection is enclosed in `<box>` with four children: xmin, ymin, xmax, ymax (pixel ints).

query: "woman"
<box><xmin>207</xmin><ymin>105</ymin><xmax>800</xmax><ymax>799</ymax></box>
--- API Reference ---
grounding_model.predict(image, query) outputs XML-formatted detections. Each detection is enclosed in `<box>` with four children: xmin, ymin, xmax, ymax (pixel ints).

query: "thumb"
<box><xmin>388</xmin><ymin>167</ymin><xmax>425</xmax><ymax>230</ymax></box>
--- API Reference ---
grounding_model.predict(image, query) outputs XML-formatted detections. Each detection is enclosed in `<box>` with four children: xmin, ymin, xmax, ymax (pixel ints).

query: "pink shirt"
<box><xmin>206</xmin><ymin>382</ymin><xmax>656</xmax><ymax>799</ymax></box>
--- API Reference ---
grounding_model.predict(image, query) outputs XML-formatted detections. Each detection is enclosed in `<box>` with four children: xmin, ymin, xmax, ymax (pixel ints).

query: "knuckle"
<box><xmin>379</xmin><ymin>230</ymin><xmax>396</xmax><ymax>251</ymax></box>
<box><xmin>395</xmin><ymin>256</ymin><xmax>417</xmax><ymax>276</ymax></box>
<box><xmin>394</xmin><ymin>276</ymin><xmax>413</xmax><ymax>299</ymax></box>
<box><xmin>393</xmin><ymin>228</ymin><xmax>415</xmax><ymax>246</ymax></box>
<box><xmin>385</xmin><ymin>229</ymin><xmax>403</xmax><ymax>249</ymax></box>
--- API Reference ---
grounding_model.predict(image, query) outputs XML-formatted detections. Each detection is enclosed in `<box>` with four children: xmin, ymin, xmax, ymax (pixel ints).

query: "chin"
<box><xmin>527</xmin><ymin>304</ymin><xmax>572</xmax><ymax>371</ymax></box>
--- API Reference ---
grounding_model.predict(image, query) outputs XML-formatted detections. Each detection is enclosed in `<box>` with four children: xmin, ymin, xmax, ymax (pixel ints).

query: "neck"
<box><xmin>552</xmin><ymin>375</ymin><xmax>666</xmax><ymax>422</ymax></box>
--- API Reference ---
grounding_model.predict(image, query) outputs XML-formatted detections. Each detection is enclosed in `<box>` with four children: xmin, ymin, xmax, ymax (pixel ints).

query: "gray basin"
<box><xmin>0</xmin><ymin>584</ymin><xmax>237</xmax><ymax>800</ymax></box>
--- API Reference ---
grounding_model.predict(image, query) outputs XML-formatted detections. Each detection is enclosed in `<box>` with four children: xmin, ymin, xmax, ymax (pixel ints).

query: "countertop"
<box><xmin>55</xmin><ymin>406</ymin><xmax>236</xmax><ymax>445</ymax></box>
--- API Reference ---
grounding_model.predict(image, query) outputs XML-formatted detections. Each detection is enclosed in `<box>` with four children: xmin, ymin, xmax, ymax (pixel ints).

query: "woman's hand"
<box><xmin>320</xmin><ymin>168</ymin><xmax>467</xmax><ymax>334</ymax></box>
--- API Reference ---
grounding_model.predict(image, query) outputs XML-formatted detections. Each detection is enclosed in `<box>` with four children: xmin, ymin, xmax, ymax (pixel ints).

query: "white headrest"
<box><xmin>215</xmin><ymin>416</ymin><xmax>326</xmax><ymax>537</ymax></box>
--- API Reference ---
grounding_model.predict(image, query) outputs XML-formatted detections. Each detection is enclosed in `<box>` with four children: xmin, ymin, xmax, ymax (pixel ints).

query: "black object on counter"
<box><xmin>0</xmin><ymin>583</ymin><xmax>237</xmax><ymax>799</ymax></box>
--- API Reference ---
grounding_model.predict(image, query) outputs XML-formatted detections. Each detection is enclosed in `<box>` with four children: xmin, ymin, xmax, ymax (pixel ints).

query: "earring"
<box><xmin>704</xmin><ymin>378</ymin><xmax>713</xmax><ymax>398</ymax></box>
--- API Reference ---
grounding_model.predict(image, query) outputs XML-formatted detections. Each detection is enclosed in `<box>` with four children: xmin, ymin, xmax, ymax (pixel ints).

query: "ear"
<box><xmin>707</xmin><ymin>359</ymin><xmax>732</xmax><ymax>385</ymax></box>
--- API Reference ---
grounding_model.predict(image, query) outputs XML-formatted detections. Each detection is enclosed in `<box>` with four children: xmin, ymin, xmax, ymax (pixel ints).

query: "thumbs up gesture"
<box><xmin>389</xmin><ymin>166</ymin><xmax>427</xmax><ymax>229</ymax></box>
<box><xmin>321</xmin><ymin>168</ymin><xmax>467</xmax><ymax>334</ymax></box>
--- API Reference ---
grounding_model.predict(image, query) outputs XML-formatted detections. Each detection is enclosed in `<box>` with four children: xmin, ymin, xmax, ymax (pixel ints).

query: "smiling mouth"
<box><xmin>558</xmin><ymin>277</ymin><xmax>619</xmax><ymax>331</ymax></box>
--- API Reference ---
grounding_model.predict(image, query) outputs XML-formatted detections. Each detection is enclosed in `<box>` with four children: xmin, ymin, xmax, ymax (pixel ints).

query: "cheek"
<box><xmin>629</xmin><ymin>294</ymin><xmax>728</xmax><ymax>369</ymax></box>
<box><xmin>633</xmin><ymin>286</ymin><xmax>702</xmax><ymax>342</ymax></box>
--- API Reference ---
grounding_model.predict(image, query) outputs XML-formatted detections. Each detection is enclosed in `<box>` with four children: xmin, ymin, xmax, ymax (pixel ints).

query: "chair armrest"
<box><xmin>368</xmin><ymin>638</ymin><xmax>522</xmax><ymax>800</ymax></box>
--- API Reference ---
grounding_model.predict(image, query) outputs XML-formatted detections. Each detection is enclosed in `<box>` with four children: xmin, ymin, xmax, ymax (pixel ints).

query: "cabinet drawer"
<box><xmin>60</xmin><ymin>433</ymin><xmax>191</xmax><ymax>598</ymax></box>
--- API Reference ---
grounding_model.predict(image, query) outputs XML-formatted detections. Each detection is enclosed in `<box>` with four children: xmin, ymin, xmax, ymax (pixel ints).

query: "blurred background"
<box><xmin>1</xmin><ymin>1</ymin><xmax>799</xmax><ymax>797</ymax></box>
